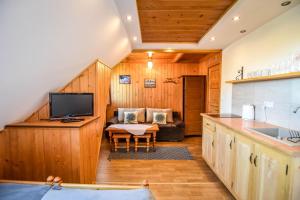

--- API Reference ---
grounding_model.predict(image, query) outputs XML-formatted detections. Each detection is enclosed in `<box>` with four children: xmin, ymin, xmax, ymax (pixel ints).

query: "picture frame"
<box><xmin>119</xmin><ymin>75</ymin><xmax>131</xmax><ymax>84</ymax></box>
<box><xmin>144</xmin><ymin>78</ymin><xmax>156</xmax><ymax>88</ymax></box>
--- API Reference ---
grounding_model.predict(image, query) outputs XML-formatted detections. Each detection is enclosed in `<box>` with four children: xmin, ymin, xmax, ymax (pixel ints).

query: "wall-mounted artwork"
<box><xmin>144</xmin><ymin>79</ymin><xmax>156</xmax><ymax>88</ymax></box>
<box><xmin>119</xmin><ymin>75</ymin><xmax>131</xmax><ymax>84</ymax></box>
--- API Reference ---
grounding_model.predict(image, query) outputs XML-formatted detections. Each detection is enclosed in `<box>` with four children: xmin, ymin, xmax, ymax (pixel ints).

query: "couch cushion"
<box><xmin>146</xmin><ymin>108</ymin><xmax>173</xmax><ymax>123</ymax></box>
<box><xmin>152</xmin><ymin>112</ymin><xmax>167</xmax><ymax>124</ymax></box>
<box><xmin>124</xmin><ymin>111</ymin><xmax>138</xmax><ymax>124</ymax></box>
<box><xmin>118</xmin><ymin>108</ymin><xmax>145</xmax><ymax>122</ymax></box>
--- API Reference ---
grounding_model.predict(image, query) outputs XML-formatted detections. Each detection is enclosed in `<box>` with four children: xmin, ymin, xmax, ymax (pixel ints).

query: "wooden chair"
<box><xmin>133</xmin><ymin>133</ymin><xmax>152</xmax><ymax>152</ymax></box>
<box><xmin>112</xmin><ymin>133</ymin><xmax>131</xmax><ymax>152</ymax></box>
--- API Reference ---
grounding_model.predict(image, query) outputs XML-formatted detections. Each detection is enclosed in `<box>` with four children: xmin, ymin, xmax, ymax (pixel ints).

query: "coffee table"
<box><xmin>105</xmin><ymin>124</ymin><xmax>159</xmax><ymax>151</ymax></box>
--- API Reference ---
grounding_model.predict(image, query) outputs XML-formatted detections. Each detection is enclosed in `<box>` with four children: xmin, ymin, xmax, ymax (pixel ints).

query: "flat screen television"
<box><xmin>49</xmin><ymin>93</ymin><xmax>94</xmax><ymax>119</ymax></box>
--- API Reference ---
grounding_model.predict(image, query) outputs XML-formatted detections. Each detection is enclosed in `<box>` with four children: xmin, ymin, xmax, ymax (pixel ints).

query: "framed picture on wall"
<box><xmin>144</xmin><ymin>79</ymin><xmax>156</xmax><ymax>88</ymax></box>
<box><xmin>119</xmin><ymin>75</ymin><xmax>131</xmax><ymax>84</ymax></box>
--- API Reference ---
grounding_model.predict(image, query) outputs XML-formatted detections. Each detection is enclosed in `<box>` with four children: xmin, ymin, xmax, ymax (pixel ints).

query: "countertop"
<box><xmin>201</xmin><ymin>114</ymin><xmax>300</xmax><ymax>157</ymax></box>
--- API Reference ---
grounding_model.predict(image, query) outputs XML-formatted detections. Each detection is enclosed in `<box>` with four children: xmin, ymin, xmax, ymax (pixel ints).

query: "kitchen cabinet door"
<box><xmin>202</xmin><ymin>130</ymin><xmax>215</xmax><ymax>168</ymax></box>
<box><xmin>253</xmin><ymin>145</ymin><xmax>288</xmax><ymax>200</ymax></box>
<box><xmin>215</xmin><ymin>125</ymin><xmax>234</xmax><ymax>187</ymax></box>
<box><xmin>233</xmin><ymin>135</ymin><xmax>254</xmax><ymax>200</ymax></box>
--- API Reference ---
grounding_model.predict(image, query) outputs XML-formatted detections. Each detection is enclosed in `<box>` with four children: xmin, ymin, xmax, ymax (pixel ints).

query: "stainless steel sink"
<box><xmin>249</xmin><ymin>128</ymin><xmax>291</xmax><ymax>139</ymax></box>
<box><xmin>248</xmin><ymin>127</ymin><xmax>300</xmax><ymax>146</ymax></box>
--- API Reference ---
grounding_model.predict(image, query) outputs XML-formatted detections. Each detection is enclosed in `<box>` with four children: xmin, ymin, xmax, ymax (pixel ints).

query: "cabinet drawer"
<box><xmin>203</xmin><ymin>118</ymin><xmax>216</xmax><ymax>132</ymax></box>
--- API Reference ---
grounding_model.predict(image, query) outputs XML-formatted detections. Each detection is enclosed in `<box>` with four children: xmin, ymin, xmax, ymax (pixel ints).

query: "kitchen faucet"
<box><xmin>293</xmin><ymin>106</ymin><xmax>300</xmax><ymax>114</ymax></box>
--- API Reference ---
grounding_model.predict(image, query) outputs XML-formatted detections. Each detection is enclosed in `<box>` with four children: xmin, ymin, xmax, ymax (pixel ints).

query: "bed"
<box><xmin>0</xmin><ymin>176</ymin><xmax>155</xmax><ymax>200</ymax></box>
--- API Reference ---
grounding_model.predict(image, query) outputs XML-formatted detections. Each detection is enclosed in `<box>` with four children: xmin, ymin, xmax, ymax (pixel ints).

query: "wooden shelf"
<box><xmin>226</xmin><ymin>72</ymin><xmax>300</xmax><ymax>84</ymax></box>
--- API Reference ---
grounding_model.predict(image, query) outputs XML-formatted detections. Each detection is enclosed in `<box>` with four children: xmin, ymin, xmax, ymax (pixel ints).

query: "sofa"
<box><xmin>106</xmin><ymin>109</ymin><xmax>185</xmax><ymax>142</ymax></box>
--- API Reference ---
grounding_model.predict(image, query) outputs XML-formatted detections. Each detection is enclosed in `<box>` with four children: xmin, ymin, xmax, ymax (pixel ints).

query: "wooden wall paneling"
<box><xmin>108</xmin><ymin>60</ymin><xmax>201</xmax><ymax>119</ymax></box>
<box><xmin>199</xmin><ymin>53</ymin><xmax>222</xmax><ymax>113</ymax></box>
<box><xmin>6</xmin><ymin>128</ymin><xmax>46</xmax><ymax>181</ymax></box>
<box><xmin>25</xmin><ymin>61</ymin><xmax>109</xmax><ymax>122</ymax></box>
<box><xmin>43</xmin><ymin>128</ymin><xmax>74</xmax><ymax>182</ymax></box>
<box><xmin>0</xmin><ymin>130</ymin><xmax>9</xmax><ymax>179</ymax></box>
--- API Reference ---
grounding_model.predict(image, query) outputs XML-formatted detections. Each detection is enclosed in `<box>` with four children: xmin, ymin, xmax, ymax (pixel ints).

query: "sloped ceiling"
<box><xmin>0</xmin><ymin>0</ymin><xmax>131</xmax><ymax>129</ymax></box>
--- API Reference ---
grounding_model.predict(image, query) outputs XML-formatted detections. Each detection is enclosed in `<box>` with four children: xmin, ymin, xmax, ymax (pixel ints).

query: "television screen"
<box><xmin>49</xmin><ymin>93</ymin><xmax>94</xmax><ymax>118</ymax></box>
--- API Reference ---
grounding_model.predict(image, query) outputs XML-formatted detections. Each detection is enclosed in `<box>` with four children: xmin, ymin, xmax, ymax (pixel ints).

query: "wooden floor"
<box><xmin>96</xmin><ymin>136</ymin><xmax>234</xmax><ymax>200</ymax></box>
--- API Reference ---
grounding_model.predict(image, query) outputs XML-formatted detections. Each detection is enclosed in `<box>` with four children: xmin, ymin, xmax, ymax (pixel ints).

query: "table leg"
<box><xmin>109</xmin><ymin>131</ymin><xmax>113</xmax><ymax>151</ymax></box>
<box><xmin>114</xmin><ymin>138</ymin><xmax>118</xmax><ymax>152</ymax></box>
<box><xmin>134</xmin><ymin>138</ymin><xmax>138</xmax><ymax>152</ymax></box>
<box><xmin>152</xmin><ymin>131</ymin><xmax>156</xmax><ymax>152</ymax></box>
<box><xmin>146</xmin><ymin>138</ymin><xmax>150</xmax><ymax>152</ymax></box>
<box><xmin>126</xmin><ymin>138</ymin><xmax>130</xmax><ymax>152</ymax></box>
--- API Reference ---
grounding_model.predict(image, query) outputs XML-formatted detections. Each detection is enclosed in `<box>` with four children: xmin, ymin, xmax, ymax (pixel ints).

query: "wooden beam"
<box><xmin>172</xmin><ymin>53</ymin><xmax>184</xmax><ymax>63</ymax></box>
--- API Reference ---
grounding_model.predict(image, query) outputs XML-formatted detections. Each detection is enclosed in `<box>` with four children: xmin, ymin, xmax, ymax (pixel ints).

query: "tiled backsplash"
<box><xmin>232</xmin><ymin>78</ymin><xmax>300</xmax><ymax>130</ymax></box>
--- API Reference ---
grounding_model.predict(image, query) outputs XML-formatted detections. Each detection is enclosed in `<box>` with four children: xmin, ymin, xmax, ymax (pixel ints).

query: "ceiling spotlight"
<box><xmin>240</xmin><ymin>29</ymin><xmax>247</xmax><ymax>33</ymax></box>
<box><xmin>147</xmin><ymin>51</ymin><xmax>153</xmax><ymax>58</ymax></box>
<box><xmin>210</xmin><ymin>37</ymin><xmax>216</xmax><ymax>41</ymax></box>
<box><xmin>126</xmin><ymin>15</ymin><xmax>132</xmax><ymax>21</ymax></box>
<box><xmin>233</xmin><ymin>16</ymin><xmax>240</xmax><ymax>21</ymax></box>
<box><xmin>133</xmin><ymin>36</ymin><xmax>137</xmax><ymax>41</ymax></box>
<box><xmin>281</xmin><ymin>1</ymin><xmax>291</xmax><ymax>6</ymax></box>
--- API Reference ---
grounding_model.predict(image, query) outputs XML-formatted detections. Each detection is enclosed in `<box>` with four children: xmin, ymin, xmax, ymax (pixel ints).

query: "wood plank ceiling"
<box><xmin>136</xmin><ymin>0</ymin><xmax>237</xmax><ymax>43</ymax></box>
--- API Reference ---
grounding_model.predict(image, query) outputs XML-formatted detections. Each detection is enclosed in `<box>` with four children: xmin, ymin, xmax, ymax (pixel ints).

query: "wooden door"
<box><xmin>202</xmin><ymin>130</ymin><xmax>215</xmax><ymax>168</ymax></box>
<box><xmin>253</xmin><ymin>144</ymin><xmax>289</xmax><ymax>200</ymax></box>
<box><xmin>207</xmin><ymin>64</ymin><xmax>220</xmax><ymax>113</ymax></box>
<box><xmin>215</xmin><ymin>125</ymin><xmax>234</xmax><ymax>187</ymax></box>
<box><xmin>233</xmin><ymin>135</ymin><xmax>254</xmax><ymax>200</ymax></box>
<box><xmin>183</xmin><ymin>76</ymin><xmax>206</xmax><ymax>135</ymax></box>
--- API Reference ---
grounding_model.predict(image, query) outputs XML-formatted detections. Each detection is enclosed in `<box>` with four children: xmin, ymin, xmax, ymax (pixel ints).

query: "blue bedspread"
<box><xmin>0</xmin><ymin>183</ymin><xmax>155</xmax><ymax>200</ymax></box>
<box><xmin>42</xmin><ymin>188</ymin><xmax>155</xmax><ymax>200</ymax></box>
<box><xmin>0</xmin><ymin>183</ymin><xmax>50</xmax><ymax>200</ymax></box>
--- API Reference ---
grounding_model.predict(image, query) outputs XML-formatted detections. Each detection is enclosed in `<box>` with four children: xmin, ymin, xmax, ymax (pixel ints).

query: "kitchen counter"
<box><xmin>201</xmin><ymin>113</ymin><xmax>300</xmax><ymax>156</ymax></box>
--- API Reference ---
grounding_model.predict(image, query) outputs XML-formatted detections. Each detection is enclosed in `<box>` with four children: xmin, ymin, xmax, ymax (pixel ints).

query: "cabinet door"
<box><xmin>253</xmin><ymin>145</ymin><xmax>288</xmax><ymax>200</ymax></box>
<box><xmin>234</xmin><ymin>135</ymin><xmax>254</xmax><ymax>200</ymax></box>
<box><xmin>202</xmin><ymin>130</ymin><xmax>214</xmax><ymax>168</ymax></box>
<box><xmin>215</xmin><ymin>126</ymin><xmax>234</xmax><ymax>187</ymax></box>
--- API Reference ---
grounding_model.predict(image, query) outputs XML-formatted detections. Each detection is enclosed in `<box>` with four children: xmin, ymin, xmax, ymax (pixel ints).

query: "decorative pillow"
<box><xmin>124</xmin><ymin>111</ymin><xmax>138</xmax><ymax>124</ymax></box>
<box><xmin>118</xmin><ymin>108</ymin><xmax>145</xmax><ymax>122</ymax></box>
<box><xmin>152</xmin><ymin>112</ymin><xmax>167</xmax><ymax>125</ymax></box>
<box><xmin>146</xmin><ymin>108</ymin><xmax>173</xmax><ymax>123</ymax></box>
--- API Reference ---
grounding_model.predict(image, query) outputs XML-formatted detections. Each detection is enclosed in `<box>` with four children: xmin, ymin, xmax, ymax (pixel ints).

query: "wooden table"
<box><xmin>105</xmin><ymin>124</ymin><xmax>159</xmax><ymax>151</ymax></box>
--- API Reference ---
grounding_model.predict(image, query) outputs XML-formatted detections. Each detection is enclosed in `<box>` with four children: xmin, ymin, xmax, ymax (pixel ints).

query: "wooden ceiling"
<box><xmin>136</xmin><ymin>0</ymin><xmax>237</xmax><ymax>43</ymax></box>
<box><xmin>122</xmin><ymin>52</ymin><xmax>208</xmax><ymax>63</ymax></box>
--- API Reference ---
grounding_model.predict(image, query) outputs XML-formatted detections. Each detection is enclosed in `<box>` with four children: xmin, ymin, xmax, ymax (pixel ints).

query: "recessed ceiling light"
<box><xmin>133</xmin><ymin>36</ymin><xmax>137</xmax><ymax>41</ymax></box>
<box><xmin>240</xmin><ymin>29</ymin><xmax>247</xmax><ymax>33</ymax></box>
<box><xmin>233</xmin><ymin>16</ymin><xmax>240</xmax><ymax>21</ymax></box>
<box><xmin>210</xmin><ymin>37</ymin><xmax>216</xmax><ymax>41</ymax></box>
<box><xmin>281</xmin><ymin>1</ymin><xmax>291</xmax><ymax>6</ymax></box>
<box><xmin>126</xmin><ymin>15</ymin><xmax>132</xmax><ymax>21</ymax></box>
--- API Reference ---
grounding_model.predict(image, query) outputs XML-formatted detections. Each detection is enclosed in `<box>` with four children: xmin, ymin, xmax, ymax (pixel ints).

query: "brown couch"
<box><xmin>106</xmin><ymin>111</ymin><xmax>185</xmax><ymax>141</ymax></box>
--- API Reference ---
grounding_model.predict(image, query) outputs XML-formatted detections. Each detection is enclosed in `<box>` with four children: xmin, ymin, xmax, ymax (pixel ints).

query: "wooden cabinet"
<box><xmin>253</xmin><ymin>144</ymin><xmax>288</xmax><ymax>200</ymax></box>
<box><xmin>201</xmin><ymin>115</ymin><xmax>299</xmax><ymax>200</ymax></box>
<box><xmin>233</xmin><ymin>135</ymin><xmax>254</xmax><ymax>200</ymax></box>
<box><xmin>215</xmin><ymin>125</ymin><xmax>234</xmax><ymax>188</ymax></box>
<box><xmin>202</xmin><ymin>129</ymin><xmax>215</xmax><ymax>168</ymax></box>
<box><xmin>202</xmin><ymin>118</ymin><xmax>216</xmax><ymax>168</ymax></box>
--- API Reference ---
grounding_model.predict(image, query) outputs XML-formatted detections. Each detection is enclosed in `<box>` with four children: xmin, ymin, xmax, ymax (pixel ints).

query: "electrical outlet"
<box><xmin>264</xmin><ymin>101</ymin><xmax>274</xmax><ymax>108</ymax></box>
